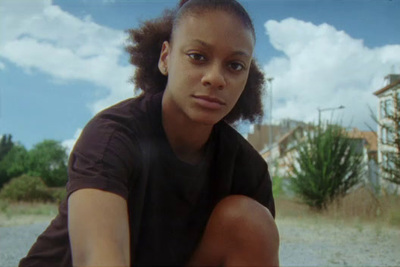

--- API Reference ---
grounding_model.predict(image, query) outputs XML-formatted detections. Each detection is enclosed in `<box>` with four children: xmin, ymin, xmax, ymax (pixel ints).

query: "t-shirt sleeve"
<box><xmin>233</xmin><ymin>139</ymin><xmax>276</xmax><ymax>218</ymax></box>
<box><xmin>253</xmin><ymin>166</ymin><xmax>276</xmax><ymax>218</ymax></box>
<box><xmin>66</xmin><ymin>115</ymin><xmax>140</xmax><ymax>200</ymax></box>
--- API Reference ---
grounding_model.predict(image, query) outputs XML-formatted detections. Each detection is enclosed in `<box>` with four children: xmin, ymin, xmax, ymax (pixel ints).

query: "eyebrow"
<box><xmin>190</xmin><ymin>39</ymin><xmax>252</xmax><ymax>58</ymax></box>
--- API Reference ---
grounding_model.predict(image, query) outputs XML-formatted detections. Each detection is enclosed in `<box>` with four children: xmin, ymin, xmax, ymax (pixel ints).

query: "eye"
<box><xmin>229</xmin><ymin>62</ymin><xmax>245</xmax><ymax>72</ymax></box>
<box><xmin>188</xmin><ymin>53</ymin><xmax>206</xmax><ymax>62</ymax></box>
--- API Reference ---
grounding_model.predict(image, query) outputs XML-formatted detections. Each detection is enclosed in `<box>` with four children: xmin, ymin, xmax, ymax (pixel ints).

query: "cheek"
<box><xmin>233</xmin><ymin>77</ymin><xmax>248</xmax><ymax>96</ymax></box>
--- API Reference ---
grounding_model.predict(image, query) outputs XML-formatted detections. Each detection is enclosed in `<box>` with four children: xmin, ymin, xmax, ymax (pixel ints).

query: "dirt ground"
<box><xmin>1</xmin><ymin>213</ymin><xmax>399</xmax><ymax>267</ymax></box>
<box><xmin>2</xmin><ymin>193</ymin><xmax>400</xmax><ymax>267</ymax></box>
<box><xmin>277</xmin><ymin>215</ymin><xmax>400</xmax><ymax>266</ymax></box>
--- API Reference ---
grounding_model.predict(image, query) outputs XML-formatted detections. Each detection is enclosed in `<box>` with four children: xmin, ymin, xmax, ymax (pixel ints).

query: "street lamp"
<box><xmin>317</xmin><ymin>105</ymin><xmax>345</xmax><ymax>126</ymax></box>
<box><xmin>266</xmin><ymin>78</ymin><xmax>274</xmax><ymax>149</ymax></box>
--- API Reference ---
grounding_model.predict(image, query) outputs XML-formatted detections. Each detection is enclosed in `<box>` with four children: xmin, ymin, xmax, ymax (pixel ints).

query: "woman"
<box><xmin>19</xmin><ymin>0</ymin><xmax>279</xmax><ymax>266</ymax></box>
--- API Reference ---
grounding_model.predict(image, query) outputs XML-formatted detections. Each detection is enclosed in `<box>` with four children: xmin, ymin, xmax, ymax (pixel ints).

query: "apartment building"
<box><xmin>373</xmin><ymin>74</ymin><xmax>400</xmax><ymax>179</ymax></box>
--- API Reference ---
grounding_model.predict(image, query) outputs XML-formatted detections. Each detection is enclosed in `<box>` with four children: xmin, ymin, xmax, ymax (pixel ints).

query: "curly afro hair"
<box><xmin>126</xmin><ymin>0</ymin><xmax>265</xmax><ymax>124</ymax></box>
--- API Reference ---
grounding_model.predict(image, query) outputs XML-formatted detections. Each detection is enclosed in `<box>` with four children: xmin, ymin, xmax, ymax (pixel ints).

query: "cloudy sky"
<box><xmin>1</xmin><ymin>0</ymin><xmax>400</xmax><ymax>152</ymax></box>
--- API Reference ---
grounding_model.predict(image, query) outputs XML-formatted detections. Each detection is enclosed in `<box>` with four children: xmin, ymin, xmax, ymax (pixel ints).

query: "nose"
<box><xmin>201</xmin><ymin>62</ymin><xmax>226</xmax><ymax>90</ymax></box>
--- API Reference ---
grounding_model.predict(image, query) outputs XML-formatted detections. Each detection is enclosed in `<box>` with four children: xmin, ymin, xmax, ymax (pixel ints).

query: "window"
<box><xmin>382</xmin><ymin>152</ymin><xmax>396</xmax><ymax>170</ymax></box>
<box><xmin>380</xmin><ymin>101</ymin><xmax>386</xmax><ymax>118</ymax></box>
<box><xmin>397</xmin><ymin>91</ymin><xmax>400</xmax><ymax>110</ymax></box>
<box><xmin>381</xmin><ymin>127</ymin><xmax>388</xmax><ymax>144</ymax></box>
<box><xmin>398</xmin><ymin>121</ymin><xmax>400</xmax><ymax>136</ymax></box>
<box><xmin>380</xmin><ymin>99</ymin><xmax>393</xmax><ymax>118</ymax></box>
<box><xmin>382</xmin><ymin>126</ymin><xmax>396</xmax><ymax>144</ymax></box>
<box><xmin>385</xmin><ymin>99</ymin><xmax>393</xmax><ymax>117</ymax></box>
<box><xmin>387</xmin><ymin>128</ymin><xmax>395</xmax><ymax>143</ymax></box>
<box><xmin>382</xmin><ymin>153</ymin><xmax>388</xmax><ymax>168</ymax></box>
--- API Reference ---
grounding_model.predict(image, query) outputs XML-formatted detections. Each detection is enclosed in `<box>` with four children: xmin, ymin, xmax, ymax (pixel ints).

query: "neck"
<box><xmin>162</xmin><ymin>95</ymin><xmax>213</xmax><ymax>165</ymax></box>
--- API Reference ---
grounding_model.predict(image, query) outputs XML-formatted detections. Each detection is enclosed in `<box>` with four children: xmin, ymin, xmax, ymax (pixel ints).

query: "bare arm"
<box><xmin>68</xmin><ymin>188</ymin><xmax>130</xmax><ymax>267</ymax></box>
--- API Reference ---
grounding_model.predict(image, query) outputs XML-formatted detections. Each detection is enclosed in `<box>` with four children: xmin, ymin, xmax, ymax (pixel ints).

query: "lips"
<box><xmin>192</xmin><ymin>95</ymin><xmax>226</xmax><ymax>110</ymax></box>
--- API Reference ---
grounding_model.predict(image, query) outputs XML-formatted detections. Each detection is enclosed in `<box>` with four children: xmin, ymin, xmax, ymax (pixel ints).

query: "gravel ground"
<box><xmin>0</xmin><ymin>221</ymin><xmax>49</xmax><ymax>267</ymax></box>
<box><xmin>1</xmin><ymin>217</ymin><xmax>399</xmax><ymax>267</ymax></box>
<box><xmin>277</xmin><ymin>217</ymin><xmax>400</xmax><ymax>266</ymax></box>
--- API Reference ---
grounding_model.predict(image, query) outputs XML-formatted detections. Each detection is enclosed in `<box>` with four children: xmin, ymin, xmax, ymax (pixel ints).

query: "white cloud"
<box><xmin>0</xmin><ymin>0</ymin><xmax>136</xmax><ymax>146</ymax></box>
<box><xmin>0</xmin><ymin>0</ymin><xmax>134</xmax><ymax>114</ymax></box>
<box><xmin>263</xmin><ymin>18</ymin><xmax>400</xmax><ymax>130</ymax></box>
<box><xmin>0</xmin><ymin>61</ymin><xmax>5</xmax><ymax>70</ymax></box>
<box><xmin>62</xmin><ymin>128</ymin><xmax>83</xmax><ymax>156</ymax></box>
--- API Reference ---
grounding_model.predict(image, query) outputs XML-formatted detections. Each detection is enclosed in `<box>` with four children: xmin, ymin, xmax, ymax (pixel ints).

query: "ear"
<box><xmin>158</xmin><ymin>41</ymin><xmax>170</xmax><ymax>76</ymax></box>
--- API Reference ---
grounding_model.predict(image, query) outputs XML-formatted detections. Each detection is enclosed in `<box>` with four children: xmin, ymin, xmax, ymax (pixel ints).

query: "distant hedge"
<box><xmin>0</xmin><ymin>175</ymin><xmax>54</xmax><ymax>202</ymax></box>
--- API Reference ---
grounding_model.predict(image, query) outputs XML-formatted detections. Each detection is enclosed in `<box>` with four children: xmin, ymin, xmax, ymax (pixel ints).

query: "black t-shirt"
<box><xmin>19</xmin><ymin>92</ymin><xmax>275</xmax><ymax>267</ymax></box>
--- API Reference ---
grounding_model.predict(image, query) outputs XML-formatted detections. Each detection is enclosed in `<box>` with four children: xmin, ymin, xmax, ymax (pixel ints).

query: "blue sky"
<box><xmin>1</xmin><ymin>0</ymin><xmax>400</xmax><ymax>151</ymax></box>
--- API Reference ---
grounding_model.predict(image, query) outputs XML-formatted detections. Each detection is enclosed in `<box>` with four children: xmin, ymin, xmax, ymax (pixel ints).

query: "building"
<box><xmin>347</xmin><ymin>128</ymin><xmax>378</xmax><ymax>163</ymax></box>
<box><xmin>347</xmin><ymin>128</ymin><xmax>379</xmax><ymax>190</ymax></box>
<box><xmin>261</xmin><ymin>125</ymin><xmax>309</xmax><ymax>178</ymax></box>
<box><xmin>246</xmin><ymin>124</ymin><xmax>281</xmax><ymax>152</ymax></box>
<box><xmin>260</xmin><ymin>125</ymin><xmax>377</xmax><ymax>183</ymax></box>
<box><xmin>247</xmin><ymin>119</ymin><xmax>308</xmax><ymax>152</ymax></box>
<box><xmin>373</xmin><ymin>74</ymin><xmax>400</xmax><ymax>186</ymax></box>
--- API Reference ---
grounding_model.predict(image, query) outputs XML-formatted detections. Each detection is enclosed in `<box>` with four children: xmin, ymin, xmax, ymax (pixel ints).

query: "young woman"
<box><xmin>19</xmin><ymin>0</ymin><xmax>279</xmax><ymax>266</ymax></box>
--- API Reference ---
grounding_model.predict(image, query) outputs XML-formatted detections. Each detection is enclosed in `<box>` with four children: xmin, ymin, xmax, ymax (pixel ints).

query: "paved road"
<box><xmin>1</xmin><ymin>218</ymin><xmax>399</xmax><ymax>267</ymax></box>
<box><xmin>0</xmin><ymin>222</ymin><xmax>49</xmax><ymax>267</ymax></box>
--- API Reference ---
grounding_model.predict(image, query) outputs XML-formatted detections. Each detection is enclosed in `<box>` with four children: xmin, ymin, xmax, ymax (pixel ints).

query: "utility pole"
<box><xmin>266</xmin><ymin>78</ymin><xmax>274</xmax><ymax>149</ymax></box>
<box><xmin>317</xmin><ymin>105</ymin><xmax>345</xmax><ymax>127</ymax></box>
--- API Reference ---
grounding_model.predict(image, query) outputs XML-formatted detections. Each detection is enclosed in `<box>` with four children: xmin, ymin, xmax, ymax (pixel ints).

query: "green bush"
<box><xmin>0</xmin><ymin>175</ymin><xmax>54</xmax><ymax>202</ymax></box>
<box><xmin>272</xmin><ymin>176</ymin><xmax>285</xmax><ymax>198</ymax></box>
<box><xmin>290</xmin><ymin>124</ymin><xmax>363</xmax><ymax>210</ymax></box>
<box><xmin>28</xmin><ymin>140</ymin><xmax>68</xmax><ymax>187</ymax></box>
<box><xmin>0</xmin><ymin>144</ymin><xmax>29</xmax><ymax>189</ymax></box>
<box><xmin>49</xmin><ymin>187</ymin><xmax>67</xmax><ymax>203</ymax></box>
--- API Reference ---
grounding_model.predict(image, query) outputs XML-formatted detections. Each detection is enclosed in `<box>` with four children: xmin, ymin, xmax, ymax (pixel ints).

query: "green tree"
<box><xmin>290</xmin><ymin>124</ymin><xmax>364</xmax><ymax>210</ymax></box>
<box><xmin>0</xmin><ymin>144</ymin><xmax>29</xmax><ymax>188</ymax></box>
<box><xmin>0</xmin><ymin>134</ymin><xmax>14</xmax><ymax>161</ymax></box>
<box><xmin>28</xmin><ymin>140</ymin><xmax>68</xmax><ymax>187</ymax></box>
<box><xmin>0</xmin><ymin>175</ymin><xmax>53</xmax><ymax>202</ymax></box>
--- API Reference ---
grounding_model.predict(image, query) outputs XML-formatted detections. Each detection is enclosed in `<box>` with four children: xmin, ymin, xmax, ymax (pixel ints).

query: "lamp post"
<box><xmin>266</xmin><ymin>78</ymin><xmax>274</xmax><ymax>149</ymax></box>
<box><xmin>317</xmin><ymin>105</ymin><xmax>345</xmax><ymax>126</ymax></box>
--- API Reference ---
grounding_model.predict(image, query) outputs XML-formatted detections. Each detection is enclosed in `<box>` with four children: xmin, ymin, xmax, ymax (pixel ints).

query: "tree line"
<box><xmin>1</xmin><ymin>114</ymin><xmax>398</xmax><ymax>206</ymax></box>
<box><xmin>0</xmin><ymin>134</ymin><xmax>68</xmax><ymax>189</ymax></box>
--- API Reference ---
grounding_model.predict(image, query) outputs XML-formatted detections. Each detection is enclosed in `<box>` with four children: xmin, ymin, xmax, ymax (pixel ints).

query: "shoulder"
<box><xmin>67</xmin><ymin>94</ymin><xmax>162</xmax><ymax>198</ymax></box>
<box><xmin>89</xmin><ymin>95</ymin><xmax>149</xmax><ymax>133</ymax></box>
<box><xmin>77</xmin><ymin>93</ymin><xmax>162</xmax><ymax>150</ymax></box>
<box><xmin>216</xmin><ymin>122</ymin><xmax>266</xmax><ymax>167</ymax></box>
<box><xmin>73</xmin><ymin>98</ymin><xmax>140</xmax><ymax>156</ymax></box>
<box><xmin>215</xmin><ymin>122</ymin><xmax>275</xmax><ymax>216</ymax></box>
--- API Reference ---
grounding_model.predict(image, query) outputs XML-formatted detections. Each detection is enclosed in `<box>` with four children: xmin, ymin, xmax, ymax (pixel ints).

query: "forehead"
<box><xmin>172</xmin><ymin>10</ymin><xmax>255</xmax><ymax>52</ymax></box>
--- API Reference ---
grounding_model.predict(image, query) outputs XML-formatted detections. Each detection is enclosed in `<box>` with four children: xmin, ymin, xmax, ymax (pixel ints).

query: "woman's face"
<box><xmin>160</xmin><ymin>9</ymin><xmax>254</xmax><ymax>126</ymax></box>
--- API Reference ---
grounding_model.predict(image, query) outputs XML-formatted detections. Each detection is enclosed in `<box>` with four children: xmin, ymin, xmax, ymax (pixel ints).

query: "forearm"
<box><xmin>73</xmin><ymin>244</ymin><xmax>129</xmax><ymax>267</ymax></box>
<box><xmin>68</xmin><ymin>189</ymin><xmax>130</xmax><ymax>267</ymax></box>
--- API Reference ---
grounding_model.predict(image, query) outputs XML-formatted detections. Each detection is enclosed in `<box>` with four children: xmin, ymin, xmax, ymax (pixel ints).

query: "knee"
<box><xmin>210</xmin><ymin>195</ymin><xmax>279</xmax><ymax>244</ymax></box>
<box><xmin>191</xmin><ymin>195</ymin><xmax>279</xmax><ymax>266</ymax></box>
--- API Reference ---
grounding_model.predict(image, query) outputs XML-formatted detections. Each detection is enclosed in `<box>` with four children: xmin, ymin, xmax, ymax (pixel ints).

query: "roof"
<box><xmin>347</xmin><ymin>128</ymin><xmax>378</xmax><ymax>152</ymax></box>
<box><xmin>373</xmin><ymin>80</ymin><xmax>400</xmax><ymax>96</ymax></box>
<box><xmin>277</xmin><ymin>126</ymin><xmax>299</xmax><ymax>144</ymax></box>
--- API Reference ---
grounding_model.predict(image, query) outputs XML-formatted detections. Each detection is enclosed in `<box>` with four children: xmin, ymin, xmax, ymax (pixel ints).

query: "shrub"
<box><xmin>49</xmin><ymin>187</ymin><xmax>67</xmax><ymax>203</ymax></box>
<box><xmin>272</xmin><ymin>176</ymin><xmax>285</xmax><ymax>198</ymax></box>
<box><xmin>28</xmin><ymin>140</ymin><xmax>68</xmax><ymax>187</ymax></box>
<box><xmin>0</xmin><ymin>175</ymin><xmax>53</xmax><ymax>202</ymax></box>
<box><xmin>0</xmin><ymin>144</ymin><xmax>29</xmax><ymax>189</ymax></box>
<box><xmin>290</xmin><ymin>124</ymin><xmax>364</xmax><ymax>210</ymax></box>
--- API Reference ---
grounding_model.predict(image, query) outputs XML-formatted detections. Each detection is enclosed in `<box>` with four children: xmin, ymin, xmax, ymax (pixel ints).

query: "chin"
<box><xmin>189</xmin><ymin>112</ymin><xmax>223</xmax><ymax>126</ymax></box>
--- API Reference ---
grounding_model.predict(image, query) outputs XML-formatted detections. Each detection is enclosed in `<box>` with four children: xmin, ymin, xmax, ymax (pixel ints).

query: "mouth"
<box><xmin>192</xmin><ymin>95</ymin><xmax>226</xmax><ymax>110</ymax></box>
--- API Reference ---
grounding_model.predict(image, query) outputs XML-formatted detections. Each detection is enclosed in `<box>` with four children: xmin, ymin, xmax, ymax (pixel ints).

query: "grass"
<box><xmin>275</xmin><ymin>186</ymin><xmax>400</xmax><ymax>229</ymax></box>
<box><xmin>1</xmin><ymin>185</ymin><xmax>399</xmax><ymax>228</ymax></box>
<box><xmin>0</xmin><ymin>199</ymin><xmax>59</xmax><ymax>227</ymax></box>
